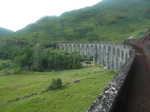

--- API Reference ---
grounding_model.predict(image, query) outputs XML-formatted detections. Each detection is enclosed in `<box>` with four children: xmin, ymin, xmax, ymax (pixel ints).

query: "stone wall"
<box><xmin>86</xmin><ymin>51</ymin><xmax>135</xmax><ymax>112</ymax></box>
<box><xmin>57</xmin><ymin>43</ymin><xmax>133</xmax><ymax>71</ymax></box>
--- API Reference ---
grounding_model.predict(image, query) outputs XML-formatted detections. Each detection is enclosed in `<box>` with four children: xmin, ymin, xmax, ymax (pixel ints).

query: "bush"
<box><xmin>48</xmin><ymin>78</ymin><xmax>63</xmax><ymax>90</ymax></box>
<box><xmin>14</xmin><ymin>47</ymin><xmax>33</xmax><ymax>70</ymax></box>
<box><xmin>0</xmin><ymin>60</ymin><xmax>17</xmax><ymax>70</ymax></box>
<box><xmin>0</xmin><ymin>60</ymin><xmax>21</xmax><ymax>75</ymax></box>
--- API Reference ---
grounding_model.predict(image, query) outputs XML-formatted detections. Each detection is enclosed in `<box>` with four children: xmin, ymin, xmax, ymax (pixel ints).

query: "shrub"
<box><xmin>48</xmin><ymin>78</ymin><xmax>63</xmax><ymax>90</ymax></box>
<box><xmin>0</xmin><ymin>60</ymin><xmax>21</xmax><ymax>75</ymax></box>
<box><xmin>0</xmin><ymin>60</ymin><xmax>17</xmax><ymax>70</ymax></box>
<box><xmin>14</xmin><ymin>47</ymin><xmax>33</xmax><ymax>70</ymax></box>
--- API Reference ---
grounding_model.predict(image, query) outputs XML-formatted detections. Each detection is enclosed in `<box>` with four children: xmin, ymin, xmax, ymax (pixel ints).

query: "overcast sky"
<box><xmin>0</xmin><ymin>0</ymin><xmax>102</xmax><ymax>31</ymax></box>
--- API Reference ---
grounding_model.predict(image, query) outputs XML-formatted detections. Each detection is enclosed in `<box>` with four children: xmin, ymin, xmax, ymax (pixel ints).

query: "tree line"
<box><xmin>0</xmin><ymin>38</ymin><xmax>85</xmax><ymax>75</ymax></box>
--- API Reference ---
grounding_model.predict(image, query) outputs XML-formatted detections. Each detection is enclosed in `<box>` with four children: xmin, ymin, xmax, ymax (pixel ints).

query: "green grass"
<box><xmin>0</xmin><ymin>66</ymin><xmax>115</xmax><ymax>112</ymax></box>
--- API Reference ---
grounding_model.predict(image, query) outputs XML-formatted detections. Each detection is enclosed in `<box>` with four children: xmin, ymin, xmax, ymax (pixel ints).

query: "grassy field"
<box><xmin>0</xmin><ymin>66</ymin><xmax>115</xmax><ymax>112</ymax></box>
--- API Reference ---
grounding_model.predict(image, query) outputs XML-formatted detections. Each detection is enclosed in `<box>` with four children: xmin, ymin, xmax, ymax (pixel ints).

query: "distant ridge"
<box><xmin>0</xmin><ymin>27</ymin><xmax>13</xmax><ymax>37</ymax></box>
<box><xmin>7</xmin><ymin>0</ymin><xmax>150</xmax><ymax>42</ymax></box>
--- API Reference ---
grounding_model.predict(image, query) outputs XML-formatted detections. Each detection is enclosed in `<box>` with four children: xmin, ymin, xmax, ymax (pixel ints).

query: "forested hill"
<box><xmin>9</xmin><ymin>0</ymin><xmax>150</xmax><ymax>42</ymax></box>
<box><xmin>0</xmin><ymin>27</ymin><xmax>13</xmax><ymax>37</ymax></box>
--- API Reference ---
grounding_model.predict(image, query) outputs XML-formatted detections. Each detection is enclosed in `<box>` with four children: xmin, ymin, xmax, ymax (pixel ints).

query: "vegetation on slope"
<box><xmin>0</xmin><ymin>67</ymin><xmax>115</xmax><ymax>112</ymax></box>
<box><xmin>0</xmin><ymin>0</ymin><xmax>150</xmax><ymax>73</ymax></box>
<box><xmin>7</xmin><ymin>0</ymin><xmax>150</xmax><ymax>42</ymax></box>
<box><xmin>0</xmin><ymin>38</ymin><xmax>86</xmax><ymax>74</ymax></box>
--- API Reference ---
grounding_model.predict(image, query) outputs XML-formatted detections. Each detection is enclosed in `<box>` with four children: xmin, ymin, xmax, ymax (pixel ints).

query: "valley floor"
<box><xmin>0</xmin><ymin>66</ymin><xmax>115</xmax><ymax>112</ymax></box>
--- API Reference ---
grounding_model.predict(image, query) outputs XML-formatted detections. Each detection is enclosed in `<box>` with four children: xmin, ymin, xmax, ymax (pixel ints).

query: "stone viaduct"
<box><xmin>57</xmin><ymin>32</ymin><xmax>150</xmax><ymax>112</ymax></box>
<box><xmin>57</xmin><ymin>43</ymin><xmax>133</xmax><ymax>72</ymax></box>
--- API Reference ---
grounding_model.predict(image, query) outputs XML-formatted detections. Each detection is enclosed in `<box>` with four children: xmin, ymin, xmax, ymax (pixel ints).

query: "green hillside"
<box><xmin>0</xmin><ymin>67</ymin><xmax>115</xmax><ymax>112</ymax></box>
<box><xmin>9</xmin><ymin>0</ymin><xmax>150</xmax><ymax>42</ymax></box>
<box><xmin>0</xmin><ymin>27</ymin><xmax>13</xmax><ymax>37</ymax></box>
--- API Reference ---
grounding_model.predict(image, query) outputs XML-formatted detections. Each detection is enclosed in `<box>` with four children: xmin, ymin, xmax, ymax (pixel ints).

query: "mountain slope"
<box><xmin>10</xmin><ymin>0</ymin><xmax>150</xmax><ymax>42</ymax></box>
<box><xmin>0</xmin><ymin>27</ymin><xmax>13</xmax><ymax>37</ymax></box>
